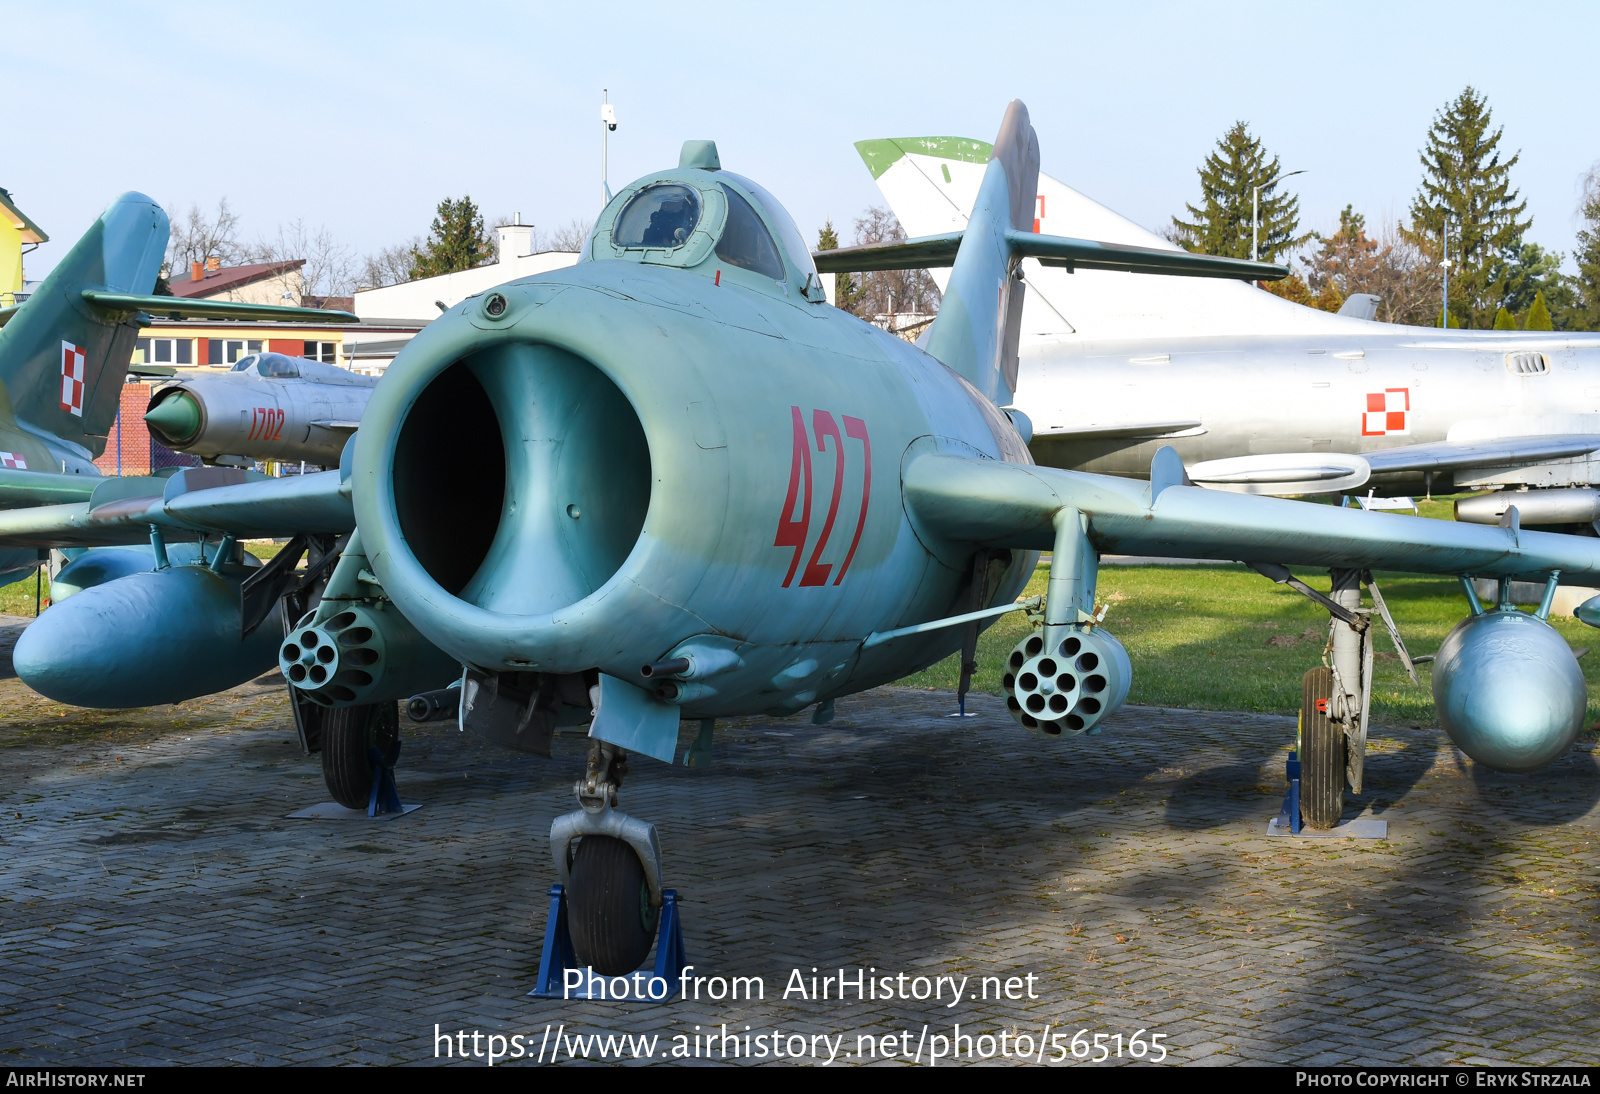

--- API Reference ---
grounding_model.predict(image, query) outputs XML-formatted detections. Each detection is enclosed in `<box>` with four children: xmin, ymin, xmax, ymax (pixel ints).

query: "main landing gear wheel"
<box><xmin>1300</xmin><ymin>666</ymin><xmax>1345</xmax><ymax>829</ymax></box>
<box><xmin>321</xmin><ymin>701</ymin><xmax>400</xmax><ymax>809</ymax></box>
<box><xmin>567</xmin><ymin>835</ymin><xmax>659</xmax><ymax>975</ymax></box>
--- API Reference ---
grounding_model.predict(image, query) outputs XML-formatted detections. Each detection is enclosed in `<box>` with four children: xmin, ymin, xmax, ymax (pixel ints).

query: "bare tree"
<box><xmin>358</xmin><ymin>240</ymin><xmax>422</xmax><ymax>289</ymax></box>
<box><xmin>164</xmin><ymin>198</ymin><xmax>243</xmax><ymax>275</ymax></box>
<box><xmin>250</xmin><ymin>219</ymin><xmax>356</xmax><ymax>301</ymax></box>
<box><xmin>545</xmin><ymin>218</ymin><xmax>592</xmax><ymax>253</ymax></box>
<box><xmin>849</xmin><ymin>206</ymin><xmax>940</xmax><ymax>318</ymax></box>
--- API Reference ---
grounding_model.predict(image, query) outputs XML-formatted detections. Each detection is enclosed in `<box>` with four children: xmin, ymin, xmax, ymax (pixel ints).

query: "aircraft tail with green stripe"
<box><xmin>812</xmin><ymin>102</ymin><xmax>1290</xmax><ymax>406</ymax></box>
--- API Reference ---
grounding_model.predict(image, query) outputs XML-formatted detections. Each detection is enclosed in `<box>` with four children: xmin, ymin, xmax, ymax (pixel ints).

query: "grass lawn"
<box><xmin>898</xmin><ymin>560</ymin><xmax>1600</xmax><ymax>728</ymax></box>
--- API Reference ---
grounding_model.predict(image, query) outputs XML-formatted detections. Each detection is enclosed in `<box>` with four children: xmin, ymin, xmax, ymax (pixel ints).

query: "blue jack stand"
<box><xmin>367</xmin><ymin>743</ymin><xmax>403</xmax><ymax>818</ymax></box>
<box><xmin>1274</xmin><ymin>750</ymin><xmax>1302</xmax><ymax>834</ymax></box>
<box><xmin>529</xmin><ymin>884</ymin><xmax>687</xmax><ymax>1002</ymax></box>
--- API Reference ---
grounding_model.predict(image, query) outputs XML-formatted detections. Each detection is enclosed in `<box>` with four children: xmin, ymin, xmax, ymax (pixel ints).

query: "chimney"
<box><xmin>205</xmin><ymin>255</ymin><xmax>221</xmax><ymax>272</ymax></box>
<box><xmin>190</xmin><ymin>261</ymin><xmax>204</xmax><ymax>282</ymax></box>
<box><xmin>498</xmin><ymin>215</ymin><xmax>534</xmax><ymax>266</ymax></box>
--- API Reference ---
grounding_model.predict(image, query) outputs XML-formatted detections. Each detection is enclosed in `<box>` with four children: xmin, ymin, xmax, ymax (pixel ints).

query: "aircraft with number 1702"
<box><xmin>7</xmin><ymin>103</ymin><xmax>1600</xmax><ymax>980</ymax></box>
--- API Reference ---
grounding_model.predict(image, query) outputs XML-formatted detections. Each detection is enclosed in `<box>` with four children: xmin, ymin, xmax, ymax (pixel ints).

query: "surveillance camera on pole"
<box><xmin>602</xmin><ymin>92</ymin><xmax>618</xmax><ymax>207</ymax></box>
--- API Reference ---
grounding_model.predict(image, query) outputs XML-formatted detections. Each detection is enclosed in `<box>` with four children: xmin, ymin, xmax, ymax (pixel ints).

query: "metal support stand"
<box><xmin>1275</xmin><ymin>750</ymin><xmax>1302</xmax><ymax>834</ymax></box>
<box><xmin>366</xmin><ymin>743</ymin><xmax>403</xmax><ymax>817</ymax></box>
<box><xmin>529</xmin><ymin>884</ymin><xmax>687</xmax><ymax>1001</ymax></box>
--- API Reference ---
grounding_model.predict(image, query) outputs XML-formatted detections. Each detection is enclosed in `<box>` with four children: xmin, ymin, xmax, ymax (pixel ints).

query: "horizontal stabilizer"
<box><xmin>81</xmin><ymin>291</ymin><xmax>359</xmax><ymax>325</ymax></box>
<box><xmin>0</xmin><ymin>469</ymin><xmax>100</xmax><ymax>509</ymax></box>
<box><xmin>814</xmin><ymin>230</ymin><xmax>1287</xmax><ymax>282</ymax></box>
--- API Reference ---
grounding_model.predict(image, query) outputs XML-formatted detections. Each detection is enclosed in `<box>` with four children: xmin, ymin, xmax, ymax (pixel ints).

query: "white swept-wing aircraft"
<box><xmin>840</xmin><ymin>136</ymin><xmax>1600</xmax><ymax>529</ymax></box>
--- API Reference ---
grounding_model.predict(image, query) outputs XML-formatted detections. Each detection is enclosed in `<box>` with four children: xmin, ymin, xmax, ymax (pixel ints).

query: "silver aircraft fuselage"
<box><xmin>1021</xmin><ymin>329</ymin><xmax>1600</xmax><ymax>493</ymax></box>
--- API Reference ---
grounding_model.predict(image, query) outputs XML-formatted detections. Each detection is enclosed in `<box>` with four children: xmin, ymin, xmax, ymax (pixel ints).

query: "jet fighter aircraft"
<box><xmin>837</xmin><ymin>135</ymin><xmax>1600</xmax><ymax>521</ymax></box>
<box><xmin>7</xmin><ymin>107</ymin><xmax>1600</xmax><ymax>979</ymax></box>
<box><xmin>0</xmin><ymin>193</ymin><xmax>359</xmax><ymax>697</ymax></box>
<box><xmin>144</xmin><ymin>351</ymin><xmax>377</xmax><ymax>468</ymax></box>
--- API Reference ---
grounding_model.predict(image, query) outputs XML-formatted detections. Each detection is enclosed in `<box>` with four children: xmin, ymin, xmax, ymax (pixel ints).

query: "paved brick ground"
<box><xmin>2</xmin><ymin>663</ymin><xmax>1599</xmax><ymax>1066</ymax></box>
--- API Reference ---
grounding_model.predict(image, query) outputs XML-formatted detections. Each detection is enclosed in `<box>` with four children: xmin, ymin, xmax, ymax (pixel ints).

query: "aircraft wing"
<box><xmin>814</xmin><ymin>230</ymin><xmax>1288</xmax><ymax>281</ymax></box>
<box><xmin>904</xmin><ymin>449</ymin><xmax>1600</xmax><ymax>581</ymax></box>
<box><xmin>80</xmin><ymin>291</ymin><xmax>359</xmax><ymax>325</ymax></box>
<box><xmin>1362</xmin><ymin>435</ymin><xmax>1600</xmax><ymax>475</ymax></box>
<box><xmin>1035</xmin><ymin>419</ymin><xmax>1204</xmax><ymax>440</ymax></box>
<box><xmin>0</xmin><ymin>467</ymin><xmax>353</xmax><ymax>548</ymax></box>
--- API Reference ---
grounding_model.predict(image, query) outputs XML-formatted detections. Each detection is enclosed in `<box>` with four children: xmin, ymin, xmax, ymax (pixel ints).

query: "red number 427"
<box><xmin>774</xmin><ymin>407</ymin><xmax>871</xmax><ymax>588</ymax></box>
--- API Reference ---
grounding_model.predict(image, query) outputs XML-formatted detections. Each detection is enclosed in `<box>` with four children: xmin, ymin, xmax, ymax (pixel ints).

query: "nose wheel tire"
<box><xmin>320</xmin><ymin>701</ymin><xmax>401</xmax><ymax>809</ymax></box>
<box><xmin>567</xmin><ymin>835</ymin><xmax>659</xmax><ymax>975</ymax></box>
<box><xmin>1300</xmin><ymin>666</ymin><xmax>1345</xmax><ymax>829</ymax></box>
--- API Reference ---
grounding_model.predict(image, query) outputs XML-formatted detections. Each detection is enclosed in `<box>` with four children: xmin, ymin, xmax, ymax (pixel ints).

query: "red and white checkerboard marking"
<box><xmin>60</xmin><ymin>341</ymin><xmax>86</xmax><ymax>417</ymax></box>
<box><xmin>0</xmin><ymin>452</ymin><xmax>28</xmax><ymax>469</ymax></box>
<box><xmin>1362</xmin><ymin>387</ymin><xmax>1410</xmax><ymax>436</ymax></box>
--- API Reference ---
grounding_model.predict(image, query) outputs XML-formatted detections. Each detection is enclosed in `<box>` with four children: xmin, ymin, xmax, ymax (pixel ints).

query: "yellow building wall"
<box><xmin>132</xmin><ymin>325</ymin><xmax>348</xmax><ymax>367</ymax></box>
<box><xmin>0</xmin><ymin>220</ymin><xmax>22</xmax><ymax>304</ymax></box>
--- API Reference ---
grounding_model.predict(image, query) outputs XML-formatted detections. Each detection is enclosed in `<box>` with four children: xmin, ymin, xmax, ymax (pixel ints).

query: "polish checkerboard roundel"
<box><xmin>60</xmin><ymin>341</ymin><xmax>86</xmax><ymax>417</ymax></box>
<box><xmin>1362</xmin><ymin>387</ymin><xmax>1409</xmax><ymax>436</ymax></box>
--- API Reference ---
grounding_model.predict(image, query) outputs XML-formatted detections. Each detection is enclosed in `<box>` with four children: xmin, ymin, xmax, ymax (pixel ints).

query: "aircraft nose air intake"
<box><xmin>144</xmin><ymin>391</ymin><xmax>202</xmax><ymax>445</ymax></box>
<box><xmin>363</xmin><ymin>323</ymin><xmax>655</xmax><ymax>670</ymax></box>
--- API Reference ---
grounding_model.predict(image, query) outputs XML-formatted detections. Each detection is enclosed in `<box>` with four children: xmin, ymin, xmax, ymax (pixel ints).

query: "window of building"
<box><xmin>303</xmin><ymin>341</ymin><xmax>338</xmax><ymax>363</ymax></box>
<box><xmin>208</xmin><ymin>339</ymin><xmax>264</xmax><ymax>366</ymax></box>
<box><xmin>133</xmin><ymin>337</ymin><xmax>193</xmax><ymax>365</ymax></box>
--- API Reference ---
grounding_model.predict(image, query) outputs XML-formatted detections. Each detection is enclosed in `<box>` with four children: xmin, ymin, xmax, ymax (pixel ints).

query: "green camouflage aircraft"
<box><xmin>8</xmin><ymin>105</ymin><xmax>1599</xmax><ymax>976</ymax></box>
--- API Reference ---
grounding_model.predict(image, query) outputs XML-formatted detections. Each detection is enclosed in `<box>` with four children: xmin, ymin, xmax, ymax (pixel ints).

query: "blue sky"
<box><xmin>8</xmin><ymin>1</ymin><xmax>1598</xmax><ymax>280</ymax></box>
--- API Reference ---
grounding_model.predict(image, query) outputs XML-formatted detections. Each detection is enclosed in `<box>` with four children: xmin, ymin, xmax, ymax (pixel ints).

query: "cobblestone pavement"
<box><xmin>3</xmin><ymin>670</ymin><xmax>1600</xmax><ymax>1067</ymax></box>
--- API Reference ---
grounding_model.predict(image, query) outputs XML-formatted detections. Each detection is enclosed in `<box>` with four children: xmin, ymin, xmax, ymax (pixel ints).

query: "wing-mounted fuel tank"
<box><xmin>145</xmin><ymin>353</ymin><xmax>376</xmax><ymax>466</ymax></box>
<box><xmin>278</xmin><ymin>529</ymin><xmax>458</xmax><ymax>707</ymax></box>
<box><xmin>1432</xmin><ymin>588</ymin><xmax>1587</xmax><ymax>773</ymax></box>
<box><xmin>14</xmin><ymin>538</ymin><xmax>281</xmax><ymax>707</ymax></box>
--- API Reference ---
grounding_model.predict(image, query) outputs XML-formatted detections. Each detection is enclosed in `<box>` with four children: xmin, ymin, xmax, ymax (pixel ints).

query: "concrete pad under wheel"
<box><xmin>1266</xmin><ymin>816</ymin><xmax>1387</xmax><ymax>839</ymax></box>
<box><xmin>286</xmin><ymin>802</ymin><xmax>423</xmax><ymax>821</ymax></box>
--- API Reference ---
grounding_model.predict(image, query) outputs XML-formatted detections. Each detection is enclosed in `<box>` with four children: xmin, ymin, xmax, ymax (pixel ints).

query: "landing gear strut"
<box><xmin>549</xmin><ymin>740</ymin><xmax>665</xmax><ymax>975</ymax></box>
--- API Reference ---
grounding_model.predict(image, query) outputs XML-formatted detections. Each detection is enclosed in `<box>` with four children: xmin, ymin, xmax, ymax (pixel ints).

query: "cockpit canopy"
<box><xmin>592</xmin><ymin>144</ymin><xmax>824</xmax><ymax>302</ymax></box>
<box><xmin>233</xmin><ymin>352</ymin><xmax>301</xmax><ymax>378</ymax></box>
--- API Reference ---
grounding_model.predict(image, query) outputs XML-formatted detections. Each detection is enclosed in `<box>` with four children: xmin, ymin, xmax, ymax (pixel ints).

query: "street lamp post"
<box><xmin>1252</xmin><ymin>169</ymin><xmax>1307</xmax><ymax>262</ymax></box>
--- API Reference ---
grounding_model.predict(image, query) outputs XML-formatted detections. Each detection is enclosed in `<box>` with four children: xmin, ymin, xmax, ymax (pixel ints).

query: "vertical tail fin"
<box><xmin>923</xmin><ymin>101</ymin><xmax>1038</xmax><ymax>407</ymax></box>
<box><xmin>0</xmin><ymin>193</ymin><xmax>168</xmax><ymax>459</ymax></box>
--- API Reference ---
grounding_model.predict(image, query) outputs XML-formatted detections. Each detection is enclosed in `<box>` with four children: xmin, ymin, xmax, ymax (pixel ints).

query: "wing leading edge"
<box><xmin>904</xmin><ymin>450</ymin><xmax>1600</xmax><ymax>581</ymax></box>
<box><xmin>0</xmin><ymin>467</ymin><xmax>353</xmax><ymax>549</ymax></box>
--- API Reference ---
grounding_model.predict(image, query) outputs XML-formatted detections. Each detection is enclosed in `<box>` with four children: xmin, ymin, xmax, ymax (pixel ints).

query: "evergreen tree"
<box><xmin>409</xmin><ymin>196</ymin><xmax>495</xmax><ymax>279</ymax></box>
<box><xmin>816</xmin><ymin>220</ymin><xmax>861</xmax><ymax>312</ymax></box>
<box><xmin>1171</xmin><ymin>122</ymin><xmax>1308</xmax><ymax>261</ymax></box>
<box><xmin>1569</xmin><ymin>170</ymin><xmax>1600</xmax><ymax>330</ymax></box>
<box><xmin>1493</xmin><ymin>307</ymin><xmax>1517</xmax><ymax>330</ymax></box>
<box><xmin>1403</xmin><ymin>87</ymin><xmax>1531</xmax><ymax>328</ymax></box>
<box><xmin>1525</xmin><ymin>290</ymin><xmax>1553</xmax><ymax>331</ymax></box>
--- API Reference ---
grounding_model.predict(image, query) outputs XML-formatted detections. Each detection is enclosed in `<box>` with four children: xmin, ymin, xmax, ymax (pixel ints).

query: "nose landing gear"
<box><xmin>539</xmin><ymin>739</ymin><xmax>686</xmax><ymax>993</ymax></box>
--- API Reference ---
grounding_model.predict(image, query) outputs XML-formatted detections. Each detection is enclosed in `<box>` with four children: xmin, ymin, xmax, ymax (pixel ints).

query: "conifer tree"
<box><xmin>1403</xmin><ymin>87</ymin><xmax>1530</xmax><ymax>328</ymax></box>
<box><xmin>1493</xmin><ymin>307</ymin><xmax>1517</xmax><ymax>330</ymax></box>
<box><xmin>409</xmin><ymin>196</ymin><xmax>495</xmax><ymax>279</ymax></box>
<box><xmin>1525</xmin><ymin>291</ymin><xmax>1553</xmax><ymax>331</ymax></box>
<box><xmin>816</xmin><ymin>220</ymin><xmax>861</xmax><ymax>313</ymax></box>
<box><xmin>1571</xmin><ymin>170</ymin><xmax>1600</xmax><ymax>331</ymax></box>
<box><xmin>1171</xmin><ymin>122</ymin><xmax>1308</xmax><ymax>261</ymax></box>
